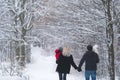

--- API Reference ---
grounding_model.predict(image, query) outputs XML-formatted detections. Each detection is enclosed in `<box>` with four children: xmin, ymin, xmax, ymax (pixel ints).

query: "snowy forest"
<box><xmin>0</xmin><ymin>0</ymin><xmax>120</xmax><ymax>80</ymax></box>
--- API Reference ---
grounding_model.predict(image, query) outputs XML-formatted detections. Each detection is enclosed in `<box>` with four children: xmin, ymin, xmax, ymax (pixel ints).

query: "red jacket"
<box><xmin>55</xmin><ymin>49</ymin><xmax>61</xmax><ymax>60</ymax></box>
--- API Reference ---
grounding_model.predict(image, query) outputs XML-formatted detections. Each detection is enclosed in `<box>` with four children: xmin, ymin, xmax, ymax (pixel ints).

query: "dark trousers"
<box><xmin>58</xmin><ymin>72</ymin><xmax>67</xmax><ymax>80</ymax></box>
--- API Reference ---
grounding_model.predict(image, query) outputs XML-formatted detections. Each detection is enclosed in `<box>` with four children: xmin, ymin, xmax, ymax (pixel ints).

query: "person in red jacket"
<box><xmin>55</xmin><ymin>47</ymin><xmax>63</xmax><ymax>60</ymax></box>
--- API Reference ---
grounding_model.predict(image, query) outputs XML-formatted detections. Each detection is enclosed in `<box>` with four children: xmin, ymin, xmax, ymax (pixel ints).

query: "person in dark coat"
<box><xmin>56</xmin><ymin>46</ymin><xmax>77</xmax><ymax>80</ymax></box>
<box><xmin>78</xmin><ymin>45</ymin><xmax>99</xmax><ymax>80</ymax></box>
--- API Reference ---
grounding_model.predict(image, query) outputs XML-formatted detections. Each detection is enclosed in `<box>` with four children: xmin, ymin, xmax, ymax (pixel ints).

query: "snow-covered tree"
<box><xmin>100</xmin><ymin>0</ymin><xmax>120</xmax><ymax>80</ymax></box>
<box><xmin>0</xmin><ymin>0</ymin><xmax>34</xmax><ymax>67</ymax></box>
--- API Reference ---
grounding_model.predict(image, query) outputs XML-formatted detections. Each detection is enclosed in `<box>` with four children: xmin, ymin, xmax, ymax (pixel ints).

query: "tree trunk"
<box><xmin>15</xmin><ymin>0</ymin><xmax>27</xmax><ymax>67</ymax></box>
<box><xmin>105</xmin><ymin>0</ymin><xmax>115</xmax><ymax>80</ymax></box>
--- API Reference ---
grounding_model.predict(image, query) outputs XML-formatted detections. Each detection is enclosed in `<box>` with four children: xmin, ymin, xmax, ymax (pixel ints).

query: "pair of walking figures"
<box><xmin>55</xmin><ymin>45</ymin><xmax>99</xmax><ymax>80</ymax></box>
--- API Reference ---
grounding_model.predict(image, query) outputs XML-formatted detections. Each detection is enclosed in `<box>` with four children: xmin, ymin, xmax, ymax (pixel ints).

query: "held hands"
<box><xmin>74</xmin><ymin>66</ymin><xmax>82</xmax><ymax>72</ymax></box>
<box><xmin>77</xmin><ymin>67</ymin><xmax>82</xmax><ymax>72</ymax></box>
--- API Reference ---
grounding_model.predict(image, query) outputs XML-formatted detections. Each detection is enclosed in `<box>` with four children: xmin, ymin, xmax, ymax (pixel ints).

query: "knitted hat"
<box><xmin>59</xmin><ymin>47</ymin><xmax>63</xmax><ymax>52</ymax></box>
<box><xmin>87</xmin><ymin>45</ymin><xmax>93</xmax><ymax>51</ymax></box>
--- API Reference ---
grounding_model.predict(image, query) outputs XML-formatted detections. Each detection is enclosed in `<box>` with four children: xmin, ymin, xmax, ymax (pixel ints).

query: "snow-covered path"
<box><xmin>0</xmin><ymin>46</ymin><xmax>110</xmax><ymax>80</ymax></box>
<box><xmin>25</xmin><ymin>47</ymin><xmax>84</xmax><ymax>80</ymax></box>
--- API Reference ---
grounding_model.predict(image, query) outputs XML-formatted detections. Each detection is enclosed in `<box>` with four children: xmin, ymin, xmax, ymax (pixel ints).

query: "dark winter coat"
<box><xmin>78</xmin><ymin>51</ymin><xmax>99</xmax><ymax>71</ymax></box>
<box><xmin>56</xmin><ymin>54</ymin><xmax>77</xmax><ymax>74</ymax></box>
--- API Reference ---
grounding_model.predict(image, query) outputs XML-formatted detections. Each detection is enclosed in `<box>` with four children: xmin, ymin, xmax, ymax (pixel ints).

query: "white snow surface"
<box><xmin>0</xmin><ymin>46</ymin><xmax>118</xmax><ymax>80</ymax></box>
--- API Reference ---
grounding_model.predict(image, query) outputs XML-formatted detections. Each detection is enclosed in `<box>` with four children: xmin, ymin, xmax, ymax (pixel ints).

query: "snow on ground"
<box><xmin>0</xmin><ymin>46</ymin><xmax>117</xmax><ymax>80</ymax></box>
<box><xmin>0</xmin><ymin>76</ymin><xmax>23</xmax><ymax>80</ymax></box>
<box><xmin>25</xmin><ymin>46</ymin><xmax>84</xmax><ymax>80</ymax></box>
